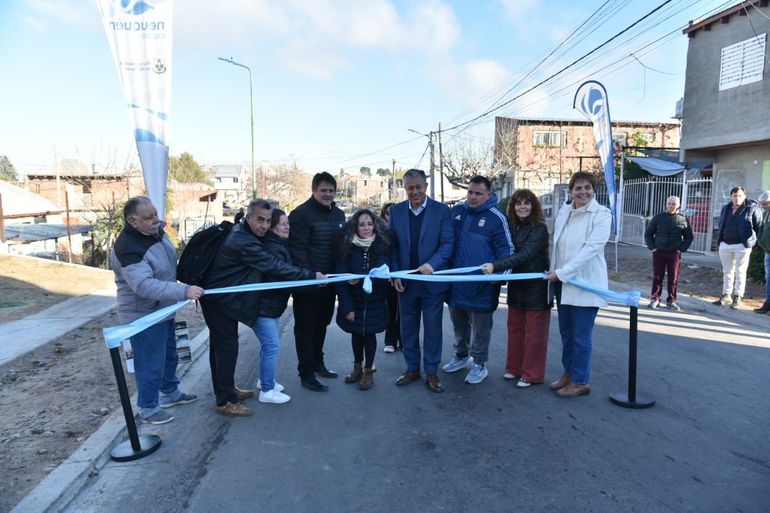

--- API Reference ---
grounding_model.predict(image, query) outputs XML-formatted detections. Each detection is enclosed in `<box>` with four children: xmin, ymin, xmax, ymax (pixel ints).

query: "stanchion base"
<box><xmin>609</xmin><ymin>392</ymin><xmax>655</xmax><ymax>409</ymax></box>
<box><xmin>110</xmin><ymin>435</ymin><xmax>162</xmax><ymax>462</ymax></box>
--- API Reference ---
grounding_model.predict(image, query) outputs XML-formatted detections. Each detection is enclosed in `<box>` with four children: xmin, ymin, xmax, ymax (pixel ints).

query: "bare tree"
<box><xmin>258</xmin><ymin>162</ymin><xmax>312</xmax><ymax>210</ymax></box>
<box><xmin>441</xmin><ymin>138</ymin><xmax>494</xmax><ymax>189</ymax></box>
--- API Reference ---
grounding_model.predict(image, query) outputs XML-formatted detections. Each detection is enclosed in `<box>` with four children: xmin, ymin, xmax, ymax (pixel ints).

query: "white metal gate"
<box><xmin>618</xmin><ymin>175</ymin><xmax>713</xmax><ymax>253</ymax></box>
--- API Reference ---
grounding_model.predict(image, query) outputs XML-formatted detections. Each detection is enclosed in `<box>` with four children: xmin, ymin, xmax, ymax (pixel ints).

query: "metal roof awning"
<box><xmin>4</xmin><ymin>224</ymin><xmax>92</xmax><ymax>242</ymax></box>
<box><xmin>627</xmin><ymin>156</ymin><xmax>685</xmax><ymax>177</ymax></box>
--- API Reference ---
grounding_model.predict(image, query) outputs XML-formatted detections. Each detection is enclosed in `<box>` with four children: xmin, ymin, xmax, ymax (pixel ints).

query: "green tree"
<box><xmin>168</xmin><ymin>152</ymin><xmax>210</xmax><ymax>184</ymax></box>
<box><xmin>360</xmin><ymin>166</ymin><xmax>371</xmax><ymax>176</ymax></box>
<box><xmin>0</xmin><ymin>155</ymin><xmax>18</xmax><ymax>181</ymax></box>
<box><xmin>376</xmin><ymin>167</ymin><xmax>390</xmax><ymax>177</ymax></box>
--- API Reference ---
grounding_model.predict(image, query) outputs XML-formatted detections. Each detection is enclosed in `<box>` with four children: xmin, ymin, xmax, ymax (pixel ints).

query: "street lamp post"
<box><xmin>218</xmin><ymin>57</ymin><xmax>257</xmax><ymax>200</ymax></box>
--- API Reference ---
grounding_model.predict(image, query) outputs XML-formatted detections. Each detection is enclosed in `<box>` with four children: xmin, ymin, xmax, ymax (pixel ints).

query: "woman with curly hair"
<box><xmin>481</xmin><ymin>189</ymin><xmax>551</xmax><ymax>388</ymax></box>
<box><xmin>335</xmin><ymin>208</ymin><xmax>390</xmax><ymax>390</ymax></box>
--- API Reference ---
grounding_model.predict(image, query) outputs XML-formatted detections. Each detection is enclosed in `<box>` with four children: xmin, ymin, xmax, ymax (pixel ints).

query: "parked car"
<box><xmin>682</xmin><ymin>201</ymin><xmax>710</xmax><ymax>233</ymax></box>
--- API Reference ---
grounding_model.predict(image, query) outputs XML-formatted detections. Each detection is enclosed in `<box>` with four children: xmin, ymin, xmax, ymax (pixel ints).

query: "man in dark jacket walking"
<box><xmin>442</xmin><ymin>176</ymin><xmax>514</xmax><ymax>384</ymax></box>
<box><xmin>289</xmin><ymin>172</ymin><xmax>346</xmax><ymax>391</ymax></box>
<box><xmin>112</xmin><ymin>196</ymin><xmax>204</xmax><ymax>425</ymax></box>
<box><xmin>645</xmin><ymin>196</ymin><xmax>693</xmax><ymax>311</ymax></box>
<box><xmin>201</xmin><ymin>199</ymin><xmax>324</xmax><ymax>416</ymax></box>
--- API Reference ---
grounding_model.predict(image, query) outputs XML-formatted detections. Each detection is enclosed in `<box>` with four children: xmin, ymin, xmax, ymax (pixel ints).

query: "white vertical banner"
<box><xmin>573</xmin><ymin>80</ymin><xmax>617</xmax><ymax>235</ymax></box>
<box><xmin>97</xmin><ymin>0</ymin><xmax>173</xmax><ymax>219</ymax></box>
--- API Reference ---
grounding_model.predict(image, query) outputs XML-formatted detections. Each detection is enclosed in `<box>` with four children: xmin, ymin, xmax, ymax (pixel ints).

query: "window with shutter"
<box><xmin>719</xmin><ymin>33</ymin><xmax>766</xmax><ymax>91</ymax></box>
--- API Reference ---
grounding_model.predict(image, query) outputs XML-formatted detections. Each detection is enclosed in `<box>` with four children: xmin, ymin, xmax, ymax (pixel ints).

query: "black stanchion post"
<box><xmin>108</xmin><ymin>346</ymin><xmax>161</xmax><ymax>461</ymax></box>
<box><xmin>610</xmin><ymin>306</ymin><xmax>655</xmax><ymax>409</ymax></box>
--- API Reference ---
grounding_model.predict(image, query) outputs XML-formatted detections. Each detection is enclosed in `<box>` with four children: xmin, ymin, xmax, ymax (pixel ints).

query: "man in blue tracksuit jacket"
<box><xmin>442</xmin><ymin>176</ymin><xmax>514</xmax><ymax>384</ymax></box>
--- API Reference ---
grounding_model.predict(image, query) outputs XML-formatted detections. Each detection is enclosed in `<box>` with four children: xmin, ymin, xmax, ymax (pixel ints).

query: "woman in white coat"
<box><xmin>544</xmin><ymin>172</ymin><xmax>611</xmax><ymax>398</ymax></box>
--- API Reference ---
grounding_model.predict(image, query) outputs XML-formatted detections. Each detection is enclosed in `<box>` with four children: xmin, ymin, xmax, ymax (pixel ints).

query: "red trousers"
<box><xmin>506</xmin><ymin>308</ymin><xmax>551</xmax><ymax>383</ymax></box>
<box><xmin>650</xmin><ymin>250</ymin><xmax>681</xmax><ymax>302</ymax></box>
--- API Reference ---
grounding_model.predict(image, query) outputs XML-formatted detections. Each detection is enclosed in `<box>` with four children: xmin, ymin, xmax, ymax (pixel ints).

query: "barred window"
<box><xmin>533</xmin><ymin>130</ymin><xmax>567</xmax><ymax>147</ymax></box>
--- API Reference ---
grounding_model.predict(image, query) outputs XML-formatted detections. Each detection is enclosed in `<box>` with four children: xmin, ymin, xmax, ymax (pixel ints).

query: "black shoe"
<box><xmin>301</xmin><ymin>377</ymin><xmax>328</xmax><ymax>391</ymax></box>
<box><xmin>754</xmin><ymin>302</ymin><xmax>770</xmax><ymax>314</ymax></box>
<box><xmin>315</xmin><ymin>365</ymin><xmax>338</xmax><ymax>379</ymax></box>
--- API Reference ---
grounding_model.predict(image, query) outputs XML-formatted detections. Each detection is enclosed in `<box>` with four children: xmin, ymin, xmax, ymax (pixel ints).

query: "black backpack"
<box><xmin>177</xmin><ymin>221</ymin><xmax>234</xmax><ymax>286</ymax></box>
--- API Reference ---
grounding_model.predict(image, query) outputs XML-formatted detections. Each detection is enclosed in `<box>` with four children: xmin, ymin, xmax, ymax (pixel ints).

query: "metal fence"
<box><xmin>545</xmin><ymin>176</ymin><xmax>713</xmax><ymax>252</ymax></box>
<box><xmin>618</xmin><ymin>176</ymin><xmax>713</xmax><ymax>252</ymax></box>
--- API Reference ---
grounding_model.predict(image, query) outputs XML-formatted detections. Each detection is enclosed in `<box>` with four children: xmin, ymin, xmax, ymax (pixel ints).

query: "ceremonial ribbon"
<box><xmin>103</xmin><ymin>264</ymin><xmax>640</xmax><ymax>348</ymax></box>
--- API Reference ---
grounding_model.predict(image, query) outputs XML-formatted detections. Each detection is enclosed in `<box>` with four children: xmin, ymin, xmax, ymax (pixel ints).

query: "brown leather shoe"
<box><xmin>425</xmin><ymin>374</ymin><xmax>444</xmax><ymax>393</ymax></box>
<box><xmin>395</xmin><ymin>370</ymin><xmax>421</xmax><ymax>386</ymax></box>
<box><xmin>556</xmin><ymin>383</ymin><xmax>590</xmax><ymax>398</ymax></box>
<box><xmin>549</xmin><ymin>372</ymin><xmax>571</xmax><ymax>391</ymax></box>
<box><xmin>359</xmin><ymin>368</ymin><xmax>374</xmax><ymax>390</ymax></box>
<box><xmin>216</xmin><ymin>401</ymin><xmax>253</xmax><ymax>417</ymax></box>
<box><xmin>345</xmin><ymin>363</ymin><xmax>363</xmax><ymax>384</ymax></box>
<box><xmin>234</xmin><ymin>388</ymin><xmax>255</xmax><ymax>401</ymax></box>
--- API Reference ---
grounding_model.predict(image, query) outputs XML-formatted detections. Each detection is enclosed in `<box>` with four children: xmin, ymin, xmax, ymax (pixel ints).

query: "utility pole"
<box><xmin>391</xmin><ymin>159</ymin><xmax>396</xmax><ymax>202</ymax></box>
<box><xmin>429</xmin><ymin>131</ymin><xmax>436</xmax><ymax>199</ymax></box>
<box><xmin>438</xmin><ymin>123</ymin><xmax>444</xmax><ymax>203</ymax></box>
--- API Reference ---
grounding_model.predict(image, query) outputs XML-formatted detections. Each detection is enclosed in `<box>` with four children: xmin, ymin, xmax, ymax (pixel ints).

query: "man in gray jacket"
<box><xmin>112</xmin><ymin>196</ymin><xmax>204</xmax><ymax>425</ymax></box>
<box><xmin>644</xmin><ymin>195</ymin><xmax>693</xmax><ymax>311</ymax></box>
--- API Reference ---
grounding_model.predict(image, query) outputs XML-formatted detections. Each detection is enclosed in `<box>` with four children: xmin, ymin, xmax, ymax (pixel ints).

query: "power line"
<box><xmin>441</xmin><ymin>0</ymin><xmax>676</xmax><ymax>134</ymax></box>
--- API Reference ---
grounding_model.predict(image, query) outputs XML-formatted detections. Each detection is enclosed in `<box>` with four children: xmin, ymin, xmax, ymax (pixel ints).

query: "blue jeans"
<box><xmin>557</xmin><ymin>304</ymin><xmax>599</xmax><ymax>385</ymax></box>
<box><xmin>130</xmin><ymin>318</ymin><xmax>180</xmax><ymax>417</ymax></box>
<box><xmin>252</xmin><ymin>317</ymin><xmax>280</xmax><ymax>391</ymax></box>
<box><xmin>765</xmin><ymin>252</ymin><xmax>770</xmax><ymax>302</ymax></box>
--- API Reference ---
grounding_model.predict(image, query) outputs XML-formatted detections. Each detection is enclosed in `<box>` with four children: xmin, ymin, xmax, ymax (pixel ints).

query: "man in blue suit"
<box><xmin>389</xmin><ymin>169</ymin><xmax>454</xmax><ymax>393</ymax></box>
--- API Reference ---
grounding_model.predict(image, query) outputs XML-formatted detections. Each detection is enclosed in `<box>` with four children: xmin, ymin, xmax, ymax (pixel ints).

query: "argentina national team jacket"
<box><xmin>448</xmin><ymin>192</ymin><xmax>515</xmax><ymax>312</ymax></box>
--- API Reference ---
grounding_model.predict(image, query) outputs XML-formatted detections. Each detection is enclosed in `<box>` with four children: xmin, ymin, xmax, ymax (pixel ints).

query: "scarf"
<box><xmin>352</xmin><ymin>234</ymin><xmax>375</xmax><ymax>248</ymax></box>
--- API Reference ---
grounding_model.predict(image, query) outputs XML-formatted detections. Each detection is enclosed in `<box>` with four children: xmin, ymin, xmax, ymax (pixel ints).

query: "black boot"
<box><xmin>754</xmin><ymin>300</ymin><xmax>770</xmax><ymax>314</ymax></box>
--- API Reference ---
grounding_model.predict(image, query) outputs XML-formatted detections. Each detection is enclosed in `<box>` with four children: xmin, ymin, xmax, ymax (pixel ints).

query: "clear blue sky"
<box><xmin>0</xmin><ymin>0</ymin><xmax>733</xmax><ymax>176</ymax></box>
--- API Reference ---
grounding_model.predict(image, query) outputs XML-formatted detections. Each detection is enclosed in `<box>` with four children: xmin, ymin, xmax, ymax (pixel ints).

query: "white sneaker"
<box><xmin>257</xmin><ymin>379</ymin><xmax>284</xmax><ymax>392</ymax></box>
<box><xmin>503</xmin><ymin>373</ymin><xmax>518</xmax><ymax>380</ymax></box>
<box><xmin>464</xmin><ymin>364</ymin><xmax>488</xmax><ymax>384</ymax></box>
<box><xmin>259</xmin><ymin>389</ymin><xmax>291</xmax><ymax>404</ymax></box>
<box><xmin>516</xmin><ymin>379</ymin><xmax>532</xmax><ymax>388</ymax></box>
<box><xmin>442</xmin><ymin>355</ymin><xmax>474</xmax><ymax>373</ymax></box>
<box><xmin>383</xmin><ymin>345</ymin><xmax>395</xmax><ymax>353</ymax></box>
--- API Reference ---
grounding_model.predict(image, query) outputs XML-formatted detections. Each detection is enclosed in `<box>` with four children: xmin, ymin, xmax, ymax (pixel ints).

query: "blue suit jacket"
<box><xmin>389</xmin><ymin>197</ymin><xmax>455</xmax><ymax>293</ymax></box>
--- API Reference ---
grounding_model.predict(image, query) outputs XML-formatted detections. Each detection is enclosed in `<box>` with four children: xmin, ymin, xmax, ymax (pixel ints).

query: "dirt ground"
<box><xmin>0</xmin><ymin>255</ymin><xmax>115</xmax><ymax>324</ymax></box>
<box><xmin>605</xmin><ymin>245</ymin><xmax>765</xmax><ymax>309</ymax></box>
<box><xmin>0</xmin><ymin>299</ymin><xmax>205</xmax><ymax>513</ymax></box>
<box><xmin>0</xmin><ymin>247</ymin><xmax>766</xmax><ymax>512</ymax></box>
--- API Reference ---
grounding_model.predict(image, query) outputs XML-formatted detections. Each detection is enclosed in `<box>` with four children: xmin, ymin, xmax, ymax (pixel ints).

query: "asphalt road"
<box><xmin>62</xmin><ymin>303</ymin><xmax>770</xmax><ymax>513</ymax></box>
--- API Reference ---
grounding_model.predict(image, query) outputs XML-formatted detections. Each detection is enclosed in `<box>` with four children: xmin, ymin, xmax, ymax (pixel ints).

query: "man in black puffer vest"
<box><xmin>289</xmin><ymin>172</ymin><xmax>346</xmax><ymax>391</ymax></box>
<box><xmin>644</xmin><ymin>195</ymin><xmax>693</xmax><ymax>311</ymax></box>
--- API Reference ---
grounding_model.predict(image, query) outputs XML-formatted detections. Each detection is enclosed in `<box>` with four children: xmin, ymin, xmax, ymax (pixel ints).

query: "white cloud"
<box><xmin>173</xmin><ymin>0</ymin><xmax>461</xmax><ymax>78</ymax></box>
<box><xmin>499</xmin><ymin>0</ymin><xmax>540</xmax><ymax>27</ymax></box>
<box><xmin>464</xmin><ymin>59</ymin><xmax>514</xmax><ymax>106</ymax></box>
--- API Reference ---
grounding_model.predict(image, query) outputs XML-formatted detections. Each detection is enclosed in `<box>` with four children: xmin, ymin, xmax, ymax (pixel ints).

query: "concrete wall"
<box><xmin>680</xmin><ymin>5</ymin><xmax>770</xmax><ymax>152</ymax></box>
<box><xmin>712</xmin><ymin>145</ymin><xmax>770</xmax><ymax>210</ymax></box>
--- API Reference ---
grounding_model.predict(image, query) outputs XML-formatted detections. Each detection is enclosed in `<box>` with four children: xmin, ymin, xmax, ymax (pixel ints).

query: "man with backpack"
<box><xmin>112</xmin><ymin>196</ymin><xmax>204</xmax><ymax>425</ymax></box>
<box><xmin>199</xmin><ymin>199</ymin><xmax>325</xmax><ymax>417</ymax></box>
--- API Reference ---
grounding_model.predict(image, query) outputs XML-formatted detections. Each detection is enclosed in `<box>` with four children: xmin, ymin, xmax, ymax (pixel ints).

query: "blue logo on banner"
<box><xmin>120</xmin><ymin>0</ymin><xmax>154</xmax><ymax>15</ymax></box>
<box><xmin>134</xmin><ymin>128</ymin><xmax>165</xmax><ymax>146</ymax></box>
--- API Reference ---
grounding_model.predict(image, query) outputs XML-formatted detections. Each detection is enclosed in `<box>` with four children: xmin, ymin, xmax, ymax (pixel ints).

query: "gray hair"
<box><xmin>403</xmin><ymin>168</ymin><xmax>427</xmax><ymax>182</ymax></box>
<box><xmin>123</xmin><ymin>196</ymin><xmax>152</xmax><ymax>222</ymax></box>
<box><xmin>246</xmin><ymin>199</ymin><xmax>272</xmax><ymax>216</ymax></box>
<box><xmin>759</xmin><ymin>191</ymin><xmax>770</xmax><ymax>203</ymax></box>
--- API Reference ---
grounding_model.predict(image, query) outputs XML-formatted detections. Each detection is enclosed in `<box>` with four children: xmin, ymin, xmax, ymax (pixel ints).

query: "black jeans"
<box><xmin>292</xmin><ymin>286</ymin><xmax>336</xmax><ymax>379</ymax></box>
<box><xmin>351</xmin><ymin>333</ymin><xmax>377</xmax><ymax>368</ymax></box>
<box><xmin>200</xmin><ymin>305</ymin><xmax>239</xmax><ymax>406</ymax></box>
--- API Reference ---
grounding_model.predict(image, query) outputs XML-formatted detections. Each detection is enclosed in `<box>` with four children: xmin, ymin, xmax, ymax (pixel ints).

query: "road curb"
<box><xmin>10</xmin><ymin>327</ymin><xmax>210</xmax><ymax>513</ymax></box>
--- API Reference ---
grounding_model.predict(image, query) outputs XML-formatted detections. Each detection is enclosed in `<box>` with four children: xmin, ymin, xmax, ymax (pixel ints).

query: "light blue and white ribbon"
<box><xmin>103</xmin><ymin>264</ymin><xmax>640</xmax><ymax>348</ymax></box>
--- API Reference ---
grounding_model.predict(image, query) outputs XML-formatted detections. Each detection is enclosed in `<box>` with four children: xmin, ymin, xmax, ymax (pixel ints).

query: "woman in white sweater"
<box><xmin>544</xmin><ymin>172</ymin><xmax>611</xmax><ymax>398</ymax></box>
